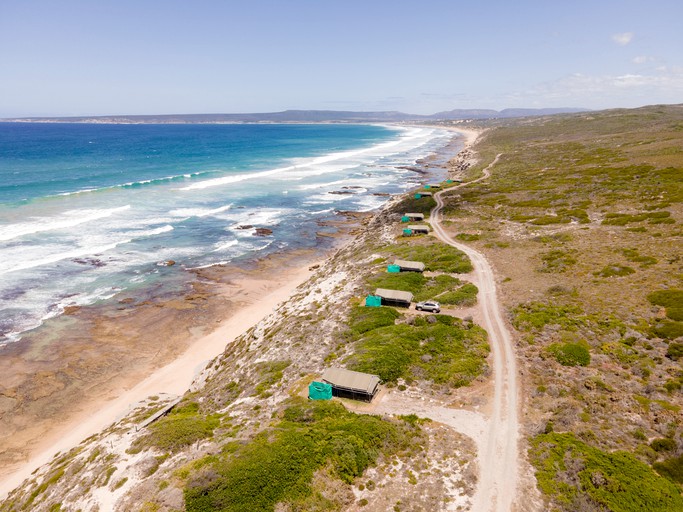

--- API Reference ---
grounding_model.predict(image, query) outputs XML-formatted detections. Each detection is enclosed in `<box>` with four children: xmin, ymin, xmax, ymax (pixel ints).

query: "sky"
<box><xmin>1</xmin><ymin>0</ymin><xmax>682</xmax><ymax>117</ymax></box>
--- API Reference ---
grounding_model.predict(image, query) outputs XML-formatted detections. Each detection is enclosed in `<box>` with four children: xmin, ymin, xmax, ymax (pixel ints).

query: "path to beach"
<box><xmin>371</xmin><ymin>147</ymin><xmax>521</xmax><ymax>511</ymax></box>
<box><xmin>432</xmin><ymin>152</ymin><xmax>520</xmax><ymax>511</ymax></box>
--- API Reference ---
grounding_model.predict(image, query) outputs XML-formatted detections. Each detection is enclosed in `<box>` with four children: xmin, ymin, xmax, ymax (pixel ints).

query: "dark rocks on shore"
<box><xmin>328</xmin><ymin>190</ymin><xmax>354</xmax><ymax>195</ymax></box>
<box><xmin>235</xmin><ymin>224</ymin><xmax>253</xmax><ymax>230</ymax></box>
<box><xmin>72</xmin><ymin>258</ymin><xmax>106</xmax><ymax>267</ymax></box>
<box><xmin>397</xmin><ymin>166</ymin><xmax>428</xmax><ymax>175</ymax></box>
<box><xmin>253</xmin><ymin>228</ymin><xmax>273</xmax><ymax>236</ymax></box>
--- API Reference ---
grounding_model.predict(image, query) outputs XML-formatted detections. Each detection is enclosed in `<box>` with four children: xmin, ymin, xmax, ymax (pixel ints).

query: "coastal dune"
<box><xmin>0</xmin><ymin>259</ymin><xmax>317</xmax><ymax>498</ymax></box>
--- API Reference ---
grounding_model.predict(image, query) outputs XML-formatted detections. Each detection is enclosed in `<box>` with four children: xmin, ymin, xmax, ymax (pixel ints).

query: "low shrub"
<box><xmin>530</xmin><ymin>432</ymin><xmax>683</xmax><ymax>511</ymax></box>
<box><xmin>184</xmin><ymin>399</ymin><xmax>421</xmax><ymax>512</ymax></box>
<box><xmin>512</xmin><ymin>302</ymin><xmax>584</xmax><ymax>331</ymax></box>
<box><xmin>548</xmin><ymin>342</ymin><xmax>591</xmax><ymax>367</ymax></box>
<box><xmin>665</xmin><ymin>343</ymin><xmax>683</xmax><ymax>360</ymax></box>
<box><xmin>650</xmin><ymin>438</ymin><xmax>677</xmax><ymax>452</ymax></box>
<box><xmin>652</xmin><ymin>320</ymin><xmax>683</xmax><ymax>340</ymax></box>
<box><xmin>654</xmin><ymin>455</ymin><xmax>683</xmax><ymax>484</ymax></box>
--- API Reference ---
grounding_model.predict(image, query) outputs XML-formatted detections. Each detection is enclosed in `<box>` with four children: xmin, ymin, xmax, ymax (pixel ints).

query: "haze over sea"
<box><xmin>0</xmin><ymin>123</ymin><xmax>452</xmax><ymax>344</ymax></box>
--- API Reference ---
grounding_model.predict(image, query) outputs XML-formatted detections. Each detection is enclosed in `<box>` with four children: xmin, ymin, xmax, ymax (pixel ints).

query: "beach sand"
<box><xmin>0</xmin><ymin>249</ymin><xmax>323</xmax><ymax>497</ymax></box>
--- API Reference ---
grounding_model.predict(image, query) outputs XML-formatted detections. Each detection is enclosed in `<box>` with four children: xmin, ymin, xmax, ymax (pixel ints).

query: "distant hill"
<box><xmin>1</xmin><ymin>107</ymin><xmax>589</xmax><ymax>124</ymax></box>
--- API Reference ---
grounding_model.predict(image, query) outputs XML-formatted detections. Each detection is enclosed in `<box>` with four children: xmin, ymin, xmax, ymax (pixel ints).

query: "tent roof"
<box><xmin>394</xmin><ymin>259</ymin><xmax>425</xmax><ymax>271</ymax></box>
<box><xmin>408</xmin><ymin>224</ymin><xmax>430</xmax><ymax>231</ymax></box>
<box><xmin>375</xmin><ymin>288</ymin><xmax>414</xmax><ymax>302</ymax></box>
<box><xmin>321</xmin><ymin>367</ymin><xmax>380</xmax><ymax>394</ymax></box>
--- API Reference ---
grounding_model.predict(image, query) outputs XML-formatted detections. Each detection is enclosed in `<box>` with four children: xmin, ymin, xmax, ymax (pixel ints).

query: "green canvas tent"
<box><xmin>365</xmin><ymin>295</ymin><xmax>382</xmax><ymax>307</ymax></box>
<box><xmin>308</xmin><ymin>381</ymin><xmax>333</xmax><ymax>400</ymax></box>
<box><xmin>387</xmin><ymin>264</ymin><xmax>401</xmax><ymax>273</ymax></box>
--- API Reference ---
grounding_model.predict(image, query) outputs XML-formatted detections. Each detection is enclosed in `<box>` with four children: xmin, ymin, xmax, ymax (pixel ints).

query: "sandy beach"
<box><xmin>0</xmin><ymin>251</ymin><xmax>322</xmax><ymax>498</ymax></box>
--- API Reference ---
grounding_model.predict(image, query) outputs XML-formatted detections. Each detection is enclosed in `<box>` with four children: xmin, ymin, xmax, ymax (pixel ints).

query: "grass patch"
<box><xmin>602</xmin><ymin>211</ymin><xmax>672</xmax><ymax>226</ymax></box>
<box><xmin>530</xmin><ymin>432</ymin><xmax>683</xmax><ymax>511</ymax></box>
<box><xmin>384</xmin><ymin>239</ymin><xmax>473</xmax><ymax>273</ymax></box>
<box><xmin>348</xmin><ymin>306</ymin><xmax>400</xmax><ymax>335</ymax></box>
<box><xmin>647</xmin><ymin>289</ymin><xmax>683</xmax><ymax>320</ymax></box>
<box><xmin>349</xmin><ymin>315</ymin><xmax>489</xmax><ymax>386</ymax></box>
<box><xmin>652</xmin><ymin>320</ymin><xmax>683</xmax><ymax>340</ymax></box>
<box><xmin>131</xmin><ymin>402</ymin><xmax>221</xmax><ymax>453</ymax></box>
<box><xmin>540</xmin><ymin>250</ymin><xmax>577</xmax><ymax>273</ymax></box>
<box><xmin>254</xmin><ymin>360</ymin><xmax>291</xmax><ymax>396</ymax></box>
<box><xmin>455</xmin><ymin>233</ymin><xmax>481</xmax><ymax>241</ymax></box>
<box><xmin>621</xmin><ymin>248</ymin><xmax>657</xmax><ymax>267</ymax></box>
<box><xmin>594</xmin><ymin>264</ymin><xmax>636</xmax><ymax>278</ymax></box>
<box><xmin>184</xmin><ymin>399</ymin><xmax>422</xmax><ymax>512</ymax></box>
<box><xmin>512</xmin><ymin>302</ymin><xmax>585</xmax><ymax>332</ymax></box>
<box><xmin>436</xmin><ymin>283</ymin><xmax>479</xmax><ymax>306</ymax></box>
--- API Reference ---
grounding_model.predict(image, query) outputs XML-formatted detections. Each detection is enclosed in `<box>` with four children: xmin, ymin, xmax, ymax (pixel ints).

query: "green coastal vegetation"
<box><xmin>183</xmin><ymin>399</ymin><xmax>423</xmax><ymax>512</ymax></box>
<box><xmin>438</xmin><ymin>104</ymin><xmax>683</xmax><ymax>510</ymax></box>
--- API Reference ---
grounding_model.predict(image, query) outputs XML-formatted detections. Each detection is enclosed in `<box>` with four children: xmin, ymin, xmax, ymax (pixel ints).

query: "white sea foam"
<box><xmin>168</xmin><ymin>203</ymin><xmax>233</xmax><ymax>218</ymax></box>
<box><xmin>212</xmin><ymin>239</ymin><xmax>239</xmax><ymax>252</ymax></box>
<box><xmin>0</xmin><ymin>205</ymin><xmax>131</xmax><ymax>242</ymax></box>
<box><xmin>54</xmin><ymin>170</ymin><xmax>214</xmax><ymax>198</ymax></box>
<box><xmin>0</xmin><ymin>240</ymin><xmax>130</xmax><ymax>276</ymax></box>
<box><xmin>181</xmin><ymin>127</ymin><xmax>437</xmax><ymax>191</ymax></box>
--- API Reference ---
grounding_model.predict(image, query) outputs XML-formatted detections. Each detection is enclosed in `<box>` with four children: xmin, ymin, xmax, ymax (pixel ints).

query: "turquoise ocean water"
<box><xmin>0</xmin><ymin>123</ymin><xmax>453</xmax><ymax>343</ymax></box>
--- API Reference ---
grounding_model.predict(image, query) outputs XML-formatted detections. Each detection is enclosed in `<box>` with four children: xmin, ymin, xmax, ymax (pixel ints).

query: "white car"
<box><xmin>415</xmin><ymin>300</ymin><xmax>440</xmax><ymax>313</ymax></box>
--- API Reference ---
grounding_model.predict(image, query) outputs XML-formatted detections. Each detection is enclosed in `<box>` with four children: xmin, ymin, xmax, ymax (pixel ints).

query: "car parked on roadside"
<box><xmin>415</xmin><ymin>300</ymin><xmax>440</xmax><ymax>313</ymax></box>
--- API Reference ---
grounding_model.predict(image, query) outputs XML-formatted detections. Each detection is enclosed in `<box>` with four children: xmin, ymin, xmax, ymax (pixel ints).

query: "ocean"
<box><xmin>0</xmin><ymin>122</ymin><xmax>454</xmax><ymax>344</ymax></box>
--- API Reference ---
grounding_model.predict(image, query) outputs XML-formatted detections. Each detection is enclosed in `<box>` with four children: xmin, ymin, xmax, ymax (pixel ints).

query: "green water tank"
<box><xmin>387</xmin><ymin>264</ymin><xmax>401</xmax><ymax>273</ymax></box>
<box><xmin>365</xmin><ymin>295</ymin><xmax>382</xmax><ymax>307</ymax></box>
<box><xmin>414</xmin><ymin>193</ymin><xmax>422</xmax><ymax>199</ymax></box>
<box><xmin>403</xmin><ymin>228</ymin><xmax>413</xmax><ymax>236</ymax></box>
<box><xmin>401</xmin><ymin>215</ymin><xmax>410</xmax><ymax>223</ymax></box>
<box><xmin>308</xmin><ymin>381</ymin><xmax>332</xmax><ymax>400</ymax></box>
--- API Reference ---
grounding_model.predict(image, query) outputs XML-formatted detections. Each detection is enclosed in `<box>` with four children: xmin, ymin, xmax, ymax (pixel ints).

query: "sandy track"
<box><xmin>431</xmin><ymin>153</ymin><xmax>519</xmax><ymax>512</ymax></box>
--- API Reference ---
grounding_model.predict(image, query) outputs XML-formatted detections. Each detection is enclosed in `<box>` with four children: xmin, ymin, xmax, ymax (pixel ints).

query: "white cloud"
<box><xmin>503</xmin><ymin>67</ymin><xmax>683</xmax><ymax>109</ymax></box>
<box><xmin>612</xmin><ymin>32</ymin><xmax>634</xmax><ymax>45</ymax></box>
<box><xmin>632</xmin><ymin>55</ymin><xmax>652</xmax><ymax>64</ymax></box>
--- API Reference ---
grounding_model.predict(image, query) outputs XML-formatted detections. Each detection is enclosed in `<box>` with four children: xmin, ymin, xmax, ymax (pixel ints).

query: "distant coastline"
<box><xmin>0</xmin><ymin>107</ymin><xmax>588</xmax><ymax>124</ymax></box>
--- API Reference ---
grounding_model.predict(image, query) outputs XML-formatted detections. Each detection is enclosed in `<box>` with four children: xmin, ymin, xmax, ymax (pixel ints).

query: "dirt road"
<box><xmin>431</xmin><ymin>153</ymin><xmax>520</xmax><ymax>511</ymax></box>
